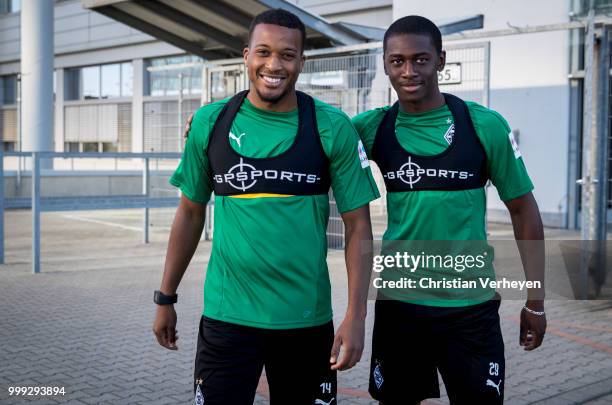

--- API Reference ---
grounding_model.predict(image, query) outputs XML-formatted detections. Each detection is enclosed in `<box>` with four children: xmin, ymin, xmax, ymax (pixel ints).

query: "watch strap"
<box><xmin>154</xmin><ymin>290</ymin><xmax>177</xmax><ymax>305</ymax></box>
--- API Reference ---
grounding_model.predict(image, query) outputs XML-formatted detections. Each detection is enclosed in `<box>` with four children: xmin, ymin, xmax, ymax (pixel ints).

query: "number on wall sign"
<box><xmin>437</xmin><ymin>63</ymin><xmax>462</xmax><ymax>85</ymax></box>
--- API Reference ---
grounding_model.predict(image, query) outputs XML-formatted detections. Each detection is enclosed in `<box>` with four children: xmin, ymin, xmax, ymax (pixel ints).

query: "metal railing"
<box><xmin>0</xmin><ymin>151</ymin><xmax>182</xmax><ymax>273</ymax></box>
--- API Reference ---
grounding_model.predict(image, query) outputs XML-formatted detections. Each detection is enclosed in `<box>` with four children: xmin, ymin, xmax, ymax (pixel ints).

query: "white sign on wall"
<box><xmin>438</xmin><ymin>63</ymin><xmax>462</xmax><ymax>85</ymax></box>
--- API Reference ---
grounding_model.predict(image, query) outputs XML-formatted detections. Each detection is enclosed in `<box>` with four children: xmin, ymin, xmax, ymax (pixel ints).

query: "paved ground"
<box><xmin>0</xmin><ymin>208</ymin><xmax>611</xmax><ymax>404</ymax></box>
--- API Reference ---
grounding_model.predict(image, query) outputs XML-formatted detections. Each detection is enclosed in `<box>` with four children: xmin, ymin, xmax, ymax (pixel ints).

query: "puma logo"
<box><xmin>314</xmin><ymin>399</ymin><xmax>335</xmax><ymax>405</ymax></box>
<box><xmin>486</xmin><ymin>378</ymin><xmax>502</xmax><ymax>396</ymax></box>
<box><xmin>229</xmin><ymin>131</ymin><xmax>246</xmax><ymax>147</ymax></box>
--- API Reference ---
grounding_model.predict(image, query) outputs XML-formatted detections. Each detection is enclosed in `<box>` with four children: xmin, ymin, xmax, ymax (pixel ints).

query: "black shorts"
<box><xmin>193</xmin><ymin>316</ymin><xmax>337</xmax><ymax>405</ymax></box>
<box><xmin>369</xmin><ymin>297</ymin><xmax>505</xmax><ymax>405</ymax></box>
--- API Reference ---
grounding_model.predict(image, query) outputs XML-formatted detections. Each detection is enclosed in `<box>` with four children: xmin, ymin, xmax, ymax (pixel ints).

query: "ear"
<box><xmin>437</xmin><ymin>50</ymin><xmax>446</xmax><ymax>72</ymax></box>
<box><xmin>243</xmin><ymin>46</ymin><xmax>249</xmax><ymax>66</ymax></box>
<box><xmin>298</xmin><ymin>54</ymin><xmax>305</xmax><ymax>73</ymax></box>
<box><xmin>383</xmin><ymin>54</ymin><xmax>388</xmax><ymax>76</ymax></box>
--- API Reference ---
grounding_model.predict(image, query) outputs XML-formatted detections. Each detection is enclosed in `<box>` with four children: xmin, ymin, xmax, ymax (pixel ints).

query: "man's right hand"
<box><xmin>183</xmin><ymin>113</ymin><xmax>194</xmax><ymax>139</ymax></box>
<box><xmin>153</xmin><ymin>304</ymin><xmax>179</xmax><ymax>350</ymax></box>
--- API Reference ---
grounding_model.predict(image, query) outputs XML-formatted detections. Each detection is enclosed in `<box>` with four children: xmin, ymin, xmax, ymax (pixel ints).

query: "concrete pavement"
<box><xmin>0</xmin><ymin>208</ymin><xmax>611</xmax><ymax>404</ymax></box>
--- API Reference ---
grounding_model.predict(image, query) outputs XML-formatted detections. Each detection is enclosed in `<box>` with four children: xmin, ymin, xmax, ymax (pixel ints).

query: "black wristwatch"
<box><xmin>154</xmin><ymin>290</ymin><xmax>178</xmax><ymax>305</ymax></box>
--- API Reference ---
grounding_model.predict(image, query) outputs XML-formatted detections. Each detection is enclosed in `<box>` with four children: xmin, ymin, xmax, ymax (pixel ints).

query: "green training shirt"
<box><xmin>353</xmin><ymin>101</ymin><xmax>534</xmax><ymax>306</ymax></box>
<box><xmin>171</xmin><ymin>96</ymin><xmax>380</xmax><ymax>329</ymax></box>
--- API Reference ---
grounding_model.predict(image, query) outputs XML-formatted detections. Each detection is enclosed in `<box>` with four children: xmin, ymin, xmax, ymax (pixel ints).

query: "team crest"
<box><xmin>444</xmin><ymin>124</ymin><xmax>455</xmax><ymax>145</ymax></box>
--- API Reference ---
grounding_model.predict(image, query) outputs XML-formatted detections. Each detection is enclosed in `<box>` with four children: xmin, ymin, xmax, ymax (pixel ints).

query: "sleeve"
<box><xmin>319</xmin><ymin>109</ymin><xmax>380</xmax><ymax>213</ymax></box>
<box><xmin>168</xmin><ymin>106</ymin><xmax>216</xmax><ymax>204</ymax></box>
<box><xmin>351</xmin><ymin>108</ymin><xmax>387</xmax><ymax>159</ymax></box>
<box><xmin>472</xmin><ymin>106</ymin><xmax>534</xmax><ymax>202</ymax></box>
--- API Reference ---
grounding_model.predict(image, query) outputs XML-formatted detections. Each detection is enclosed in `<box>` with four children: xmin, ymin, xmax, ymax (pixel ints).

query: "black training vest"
<box><xmin>207</xmin><ymin>90</ymin><xmax>331</xmax><ymax>196</ymax></box>
<box><xmin>371</xmin><ymin>93</ymin><xmax>487</xmax><ymax>192</ymax></box>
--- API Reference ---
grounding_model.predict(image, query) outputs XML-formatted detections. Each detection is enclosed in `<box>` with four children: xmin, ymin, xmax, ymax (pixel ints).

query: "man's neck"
<box><xmin>247</xmin><ymin>90</ymin><xmax>297</xmax><ymax>112</ymax></box>
<box><xmin>398</xmin><ymin>90</ymin><xmax>445</xmax><ymax>114</ymax></box>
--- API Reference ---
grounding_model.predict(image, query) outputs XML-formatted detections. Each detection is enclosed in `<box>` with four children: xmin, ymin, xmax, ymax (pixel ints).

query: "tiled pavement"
<box><xmin>0</xmin><ymin>209</ymin><xmax>611</xmax><ymax>404</ymax></box>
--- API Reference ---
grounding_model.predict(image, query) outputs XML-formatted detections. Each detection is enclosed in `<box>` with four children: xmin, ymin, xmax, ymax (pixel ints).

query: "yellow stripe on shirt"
<box><xmin>228</xmin><ymin>193</ymin><xmax>295</xmax><ymax>199</ymax></box>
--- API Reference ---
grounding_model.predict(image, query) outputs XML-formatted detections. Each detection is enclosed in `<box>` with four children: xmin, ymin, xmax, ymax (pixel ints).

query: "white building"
<box><xmin>1</xmin><ymin>0</ymin><xmax>610</xmax><ymax>230</ymax></box>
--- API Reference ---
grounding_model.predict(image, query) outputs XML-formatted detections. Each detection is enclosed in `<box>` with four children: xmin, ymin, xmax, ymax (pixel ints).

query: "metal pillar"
<box><xmin>132</xmin><ymin>58</ymin><xmax>144</xmax><ymax>153</ymax></box>
<box><xmin>143</xmin><ymin>157</ymin><xmax>150</xmax><ymax>244</ymax></box>
<box><xmin>54</xmin><ymin>68</ymin><xmax>65</xmax><ymax>152</ymax></box>
<box><xmin>578</xmin><ymin>8</ymin><xmax>607</xmax><ymax>242</ymax></box>
<box><xmin>0</xmin><ymin>150</ymin><xmax>4</xmax><ymax>265</ymax></box>
<box><xmin>596</xmin><ymin>26</ymin><xmax>610</xmax><ymax>232</ymax></box>
<box><xmin>16</xmin><ymin>74</ymin><xmax>22</xmax><ymax>187</ymax></box>
<box><xmin>21</xmin><ymin>0</ymin><xmax>54</xmax><ymax>168</ymax></box>
<box><xmin>32</xmin><ymin>153</ymin><xmax>40</xmax><ymax>274</ymax></box>
<box><xmin>483</xmin><ymin>42</ymin><xmax>491</xmax><ymax>108</ymax></box>
<box><xmin>577</xmin><ymin>3</ymin><xmax>609</xmax><ymax>298</ymax></box>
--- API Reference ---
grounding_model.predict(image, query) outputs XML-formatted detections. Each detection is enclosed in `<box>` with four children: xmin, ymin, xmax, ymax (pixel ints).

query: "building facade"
<box><xmin>1</xmin><ymin>0</ymin><xmax>611</xmax><ymax>230</ymax></box>
<box><xmin>0</xmin><ymin>0</ymin><xmax>392</xmax><ymax>156</ymax></box>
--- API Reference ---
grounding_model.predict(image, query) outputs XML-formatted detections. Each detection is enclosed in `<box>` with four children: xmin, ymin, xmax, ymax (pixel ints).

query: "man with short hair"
<box><xmin>352</xmin><ymin>16</ymin><xmax>546</xmax><ymax>404</ymax></box>
<box><xmin>152</xmin><ymin>9</ymin><xmax>379</xmax><ymax>405</ymax></box>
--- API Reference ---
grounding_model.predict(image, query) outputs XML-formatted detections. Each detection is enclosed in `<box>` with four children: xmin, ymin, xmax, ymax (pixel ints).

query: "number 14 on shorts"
<box><xmin>316</xmin><ymin>382</ymin><xmax>335</xmax><ymax>405</ymax></box>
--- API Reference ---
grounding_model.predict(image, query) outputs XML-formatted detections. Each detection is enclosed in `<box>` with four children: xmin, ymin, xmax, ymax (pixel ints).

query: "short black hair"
<box><xmin>383</xmin><ymin>15</ymin><xmax>442</xmax><ymax>54</ymax></box>
<box><xmin>248</xmin><ymin>9</ymin><xmax>306</xmax><ymax>53</ymax></box>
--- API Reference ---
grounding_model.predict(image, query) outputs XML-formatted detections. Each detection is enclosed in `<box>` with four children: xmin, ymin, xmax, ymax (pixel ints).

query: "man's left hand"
<box><xmin>519</xmin><ymin>304</ymin><xmax>546</xmax><ymax>351</ymax></box>
<box><xmin>330</xmin><ymin>316</ymin><xmax>365</xmax><ymax>370</ymax></box>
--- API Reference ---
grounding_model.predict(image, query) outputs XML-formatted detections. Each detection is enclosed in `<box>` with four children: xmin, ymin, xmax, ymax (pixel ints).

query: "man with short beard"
<box><xmin>152</xmin><ymin>8</ymin><xmax>379</xmax><ymax>405</ymax></box>
<box><xmin>352</xmin><ymin>16</ymin><xmax>546</xmax><ymax>404</ymax></box>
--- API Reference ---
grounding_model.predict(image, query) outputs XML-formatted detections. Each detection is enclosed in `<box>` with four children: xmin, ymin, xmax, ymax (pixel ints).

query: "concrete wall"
<box><xmin>1</xmin><ymin>0</ymin><xmax>152</xmax><ymax>64</ymax></box>
<box><xmin>393</xmin><ymin>0</ymin><xmax>572</xmax><ymax>227</ymax></box>
<box><xmin>0</xmin><ymin>0</ymin><xmax>184</xmax><ymax>76</ymax></box>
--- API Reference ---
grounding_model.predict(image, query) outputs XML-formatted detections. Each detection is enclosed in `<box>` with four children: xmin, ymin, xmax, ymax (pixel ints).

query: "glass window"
<box><xmin>64</xmin><ymin>69</ymin><xmax>79</xmax><ymax>101</ymax></box>
<box><xmin>64</xmin><ymin>142</ymin><xmax>79</xmax><ymax>152</ymax></box>
<box><xmin>102</xmin><ymin>142</ymin><xmax>118</xmax><ymax>152</ymax></box>
<box><xmin>145</xmin><ymin>54</ymin><xmax>203</xmax><ymax>96</ymax></box>
<box><xmin>190</xmin><ymin>68</ymin><xmax>202</xmax><ymax>94</ymax></box>
<box><xmin>147</xmin><ymin>70</ymin><xmax>162</xmax><ymax>96</ymax></box>
<box><xmin>0</xmin><ymin>75</ymin><xmax>17</xmax><ymax>105</ymax></box>
<box><xmin>574</xmin><ymin>0</ymin><xmax>612</xmax><ymax>15</ymax></box>
<box><xmin>82</xmin><ymin>142</ymin><xmax>99</xmax><ymax>152</ymax></box>
<box><xmin>66</xmin><ymin>63</ymin><xmax>133</xmax><ymax>100</ymax></box>
<box><xmin>0</xmin><ymin>0</ymin><xmax>20</xmax><ymax>14</ymax></box>
<box><xmin>101</xmin><ymin>64</ymin><xmax>120</xmax><ymax>99</ymax></box>
<box><xmin>82</xmin><ymin>66</ymin><xmax>100</xmax><ymax>100</ymax></box>
<box><xmin>210</xmin><ymin>71</ymin><xmax>226</xmax><ymax>101</ymax></box>
<box><xmin>3</xmin><ymin>142</ymin><xmax>16</xmax><ymax>152</ymax></box>
<box><xmin>121</xmin><ymin>62</ymin><xmax>133</xmax><ymax>97</ymax></box>
<box><xmin>165</xmin><ymin>74</ymin><xmax>179</xmax><ymax>96</ymax></box>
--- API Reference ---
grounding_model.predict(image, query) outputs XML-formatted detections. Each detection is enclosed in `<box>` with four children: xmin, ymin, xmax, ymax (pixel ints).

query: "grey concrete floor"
<box><xmin>0</xmin><ymin>208</ymin><xmax>611</xmax><ymax>404</ymax></box>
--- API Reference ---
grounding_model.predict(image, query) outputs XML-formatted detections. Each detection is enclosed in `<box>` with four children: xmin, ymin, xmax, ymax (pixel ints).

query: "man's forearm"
<box><xmin>159</xmin><ymin>201</ymin><xmax>205</xmax><ymax>295</ymax></box>
<box><xmin>343</xmin><ymin>206</ymin><xmax>373</xmax><ymax>319</ymax></box>
<box><xmin>508</xmin><ymin>194</ymin><xmax>545</xmax><ymax>305</ymax></box>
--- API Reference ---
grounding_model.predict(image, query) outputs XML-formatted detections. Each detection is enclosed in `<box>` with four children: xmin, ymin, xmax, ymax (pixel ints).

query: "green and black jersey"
<box><xmin>171</xmin><ymin>96</ymin><xmax>380</xmax><ymax>329</ymax></box>
<box><xmin>353</xmin><ymin>101</ymin><xmax>534</xmax><ymax>306</ymax></box>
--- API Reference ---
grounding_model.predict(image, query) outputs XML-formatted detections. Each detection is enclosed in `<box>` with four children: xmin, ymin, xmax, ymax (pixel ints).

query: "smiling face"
<box><xmin>244</xmin><ymin>23</ymin><xmax>305</xmax><ymax>112</ymax></box>
<box><xmin>384</xmin><ymin>33</ymin><xmax>446</xmax><ymax>112</ymax></box>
